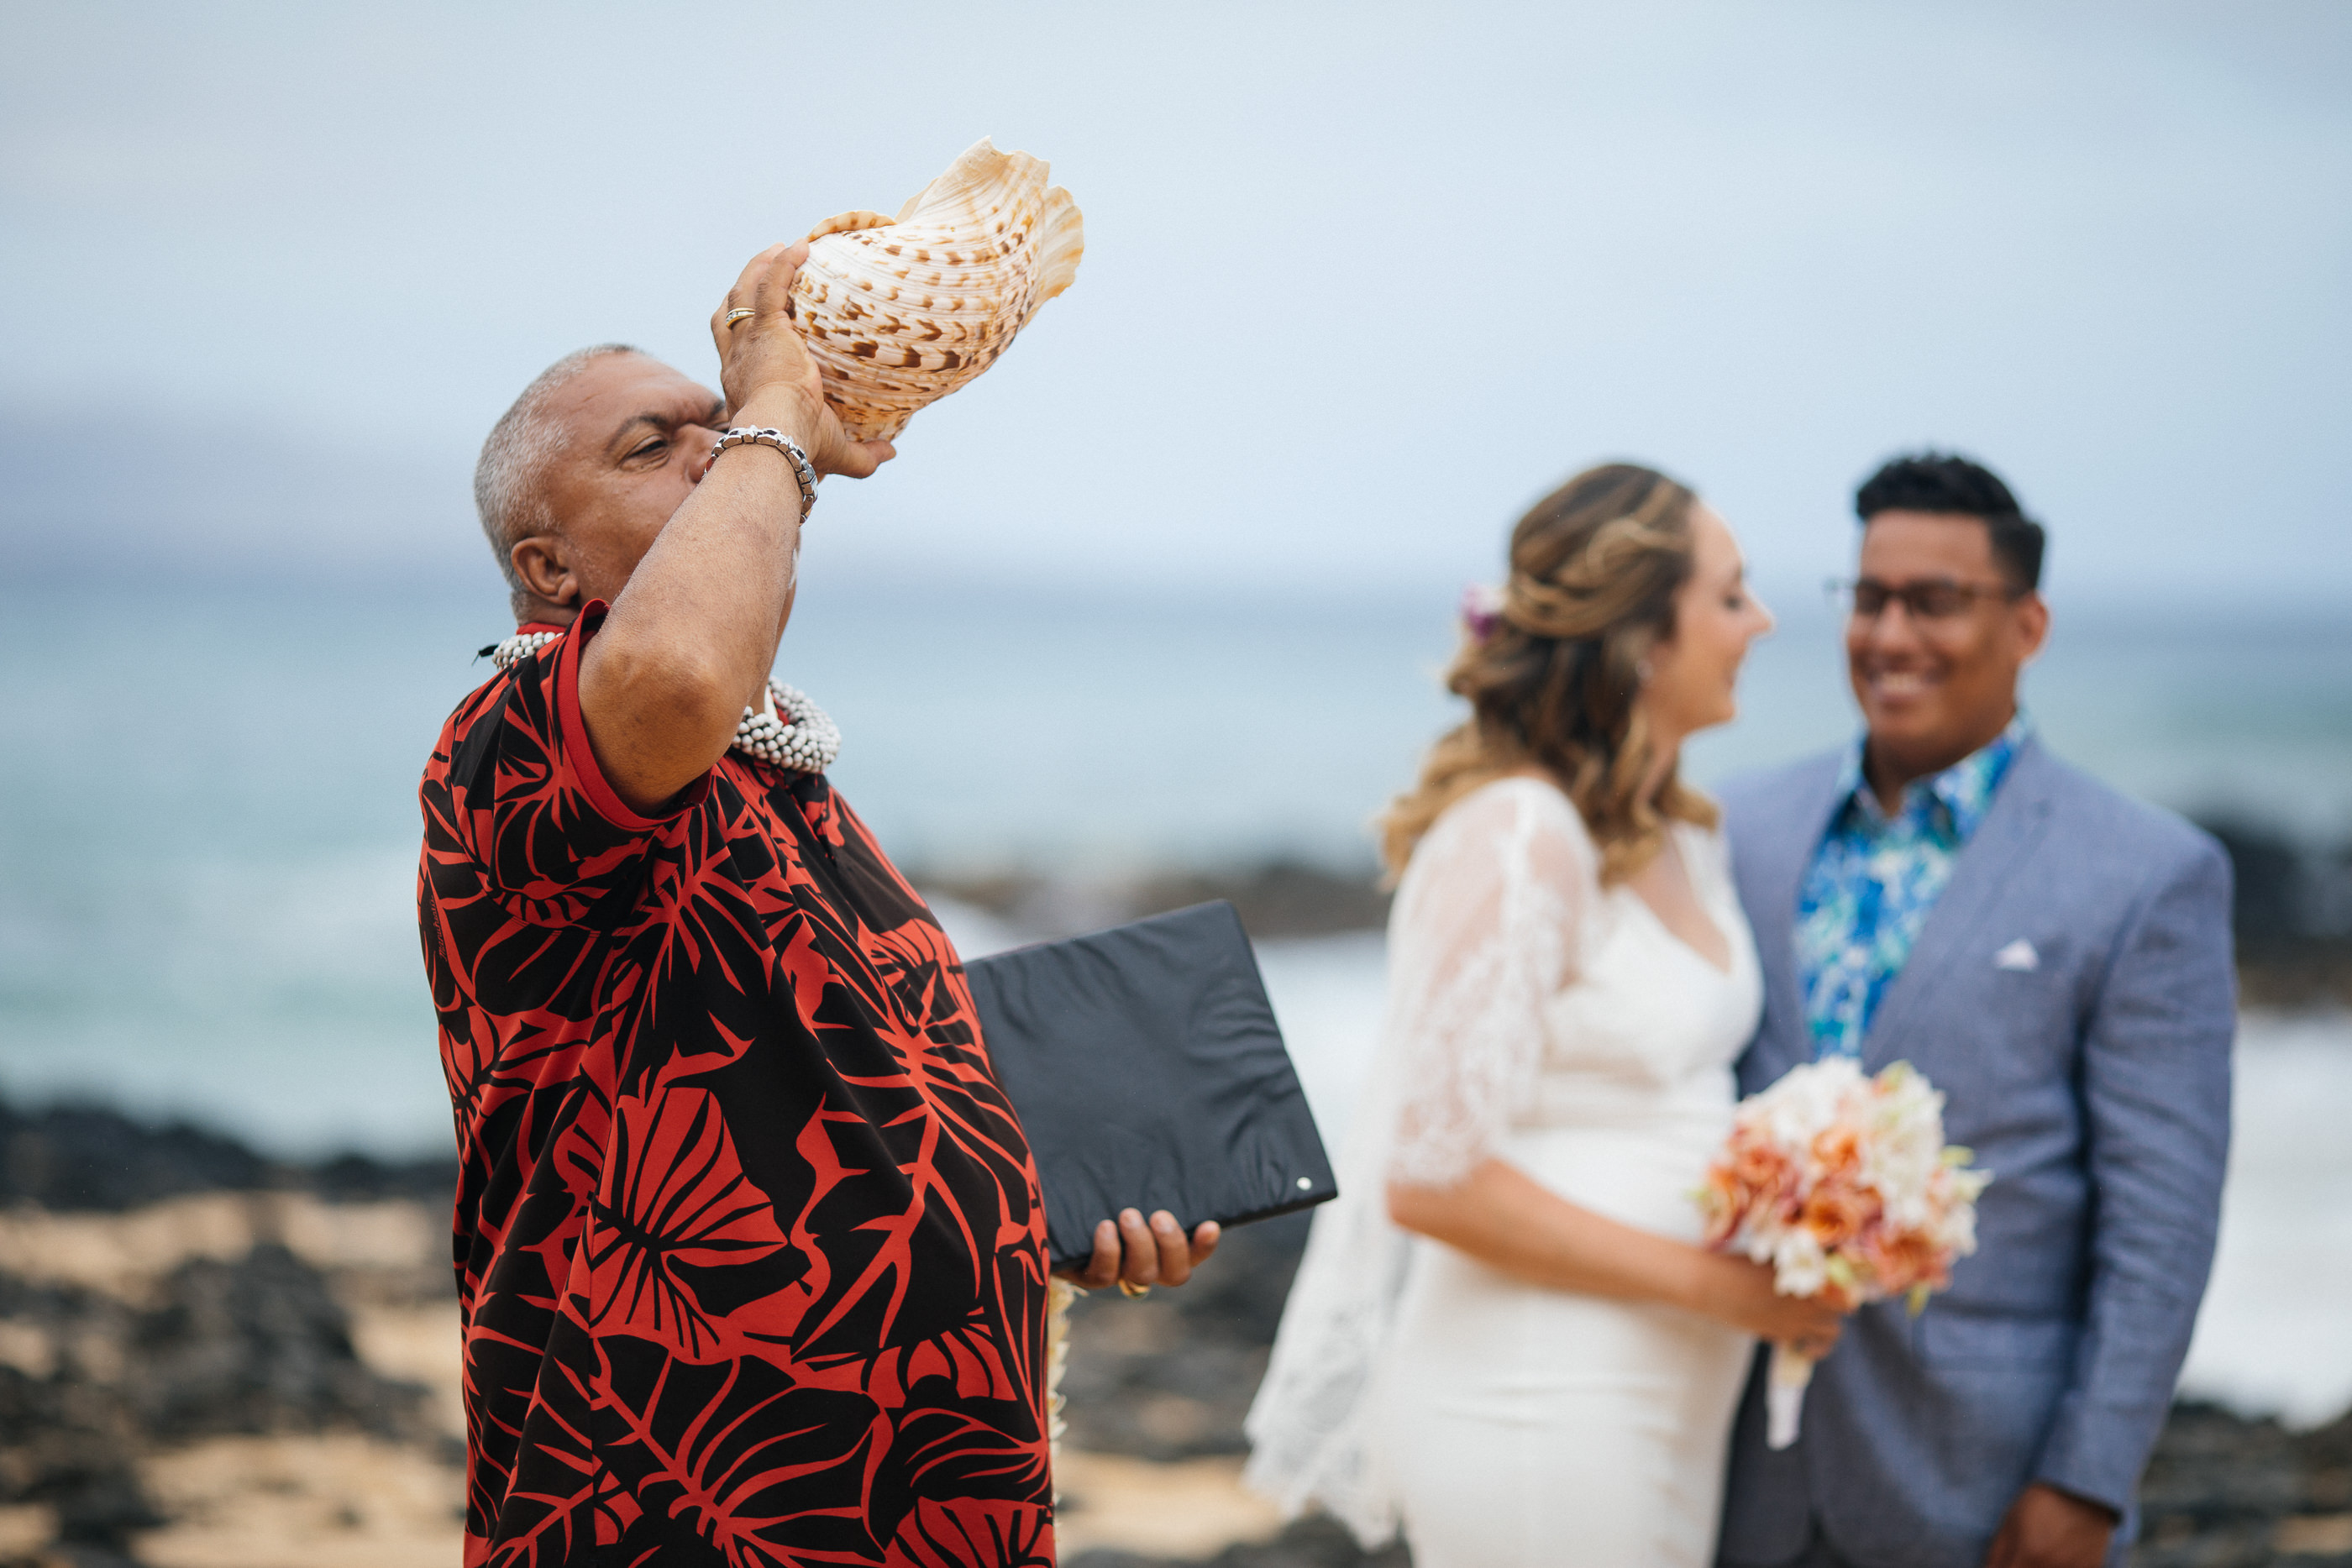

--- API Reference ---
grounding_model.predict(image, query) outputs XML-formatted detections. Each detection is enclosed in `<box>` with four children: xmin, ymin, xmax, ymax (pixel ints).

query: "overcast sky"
<box><xmin>3</xmin><ymin>1</ymin><xmax>2346</xmax><ymax>606</ymax></box>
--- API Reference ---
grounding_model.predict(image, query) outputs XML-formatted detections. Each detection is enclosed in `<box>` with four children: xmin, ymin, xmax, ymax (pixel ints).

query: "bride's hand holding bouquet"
<box><xmin>1687</xmin><ymin>1246</ymin><xmax>1850</xmax><ymax>1361</ymax></box>
<box><xmin>1697</xmin><ymin>1058</ymin><xmax>1991</xmax><ymax>1448</ymax></box>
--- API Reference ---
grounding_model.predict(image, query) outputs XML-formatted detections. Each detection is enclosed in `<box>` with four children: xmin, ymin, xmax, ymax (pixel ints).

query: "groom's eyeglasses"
<box><xmin>1827</xmin><ymin>577</ymin><xmax>2024</xmax><ymax>622</ymax></box>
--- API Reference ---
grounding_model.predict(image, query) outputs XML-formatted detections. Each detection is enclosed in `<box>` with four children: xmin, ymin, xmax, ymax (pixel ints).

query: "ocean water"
<box><xmin>2</xmin><ymin>573</ymin><xmax>2347</xmax><ymax>1151</ymax></box>
<box><xmin>1</xmin><ymin>573</ymin><xmax>2347</xmax><ymax>1423</ymax></box>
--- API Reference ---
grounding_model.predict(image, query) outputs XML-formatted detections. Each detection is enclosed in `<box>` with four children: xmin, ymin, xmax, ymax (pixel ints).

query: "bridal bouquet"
<box><xmin>1695</xmin><ymin>1058</ymin><xmax>1991</xmax><ymax>1449</ymax></box>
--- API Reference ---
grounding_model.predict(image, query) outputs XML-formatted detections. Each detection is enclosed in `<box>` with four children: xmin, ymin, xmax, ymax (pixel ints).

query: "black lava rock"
<box><xmin>0</xmin><ymin>1086</ymin><xmax>456</xmax><ymax>1214</ymax></box>
<box><xmin>2135</xmin><ymin>1402</ymin><xmax>2352</xmax><ymax>1566</ymax></box>
<box><xmin>0</xmin><ymin>1361</ymin><xmax>160</xmax><ymax>1557</ymax></box>
<box><xmin>125</xmin><ymin>1243</ymin><xmax>428</xmax><ymax>1442</ymax></box>
<box><xmin>305</xmin><ymin>1151</ymin><xmax>459</xmax><ymax>1206</ymax></box>
<box><xmin>0</xmin><ymin>1101</ymin><xmax>273</xmax><ymax>1212</ymax></box>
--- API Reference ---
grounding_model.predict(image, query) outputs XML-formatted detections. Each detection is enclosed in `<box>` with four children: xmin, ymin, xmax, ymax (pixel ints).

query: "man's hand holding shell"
<box><xmin>710</xmin><ymin>242</ymin><xmax>895</xmax><ymax>481</ymax></box>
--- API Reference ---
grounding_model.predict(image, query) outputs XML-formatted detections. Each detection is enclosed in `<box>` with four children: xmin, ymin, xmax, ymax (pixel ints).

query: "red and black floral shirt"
<box><xmin>417</xmin><ymin>606</ymin><xmax>1053</xmax><ymax>1566</ymax></box>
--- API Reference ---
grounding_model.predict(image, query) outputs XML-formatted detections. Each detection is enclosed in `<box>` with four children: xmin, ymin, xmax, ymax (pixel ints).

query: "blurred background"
<box><xmin>1</xmin><ymin>3</ymin><xmax>2347</xmax><ymax>1565</ymax></box>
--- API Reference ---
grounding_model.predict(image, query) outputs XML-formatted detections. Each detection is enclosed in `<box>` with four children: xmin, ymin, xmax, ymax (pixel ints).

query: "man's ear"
<box><xmin>2013</xmin><ymin>590</ymin><xmax>2051</xmax><ymax>663</ymax></box>
<box><xmin>511</xmin><ymin>536</ymin><xmax>580</xmax><ymax>611</ymax></box>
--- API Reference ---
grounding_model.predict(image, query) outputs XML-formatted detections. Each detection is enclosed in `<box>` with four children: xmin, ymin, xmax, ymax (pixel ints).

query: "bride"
<box><xmin>1246</xmin><ymin>464</ymin><xmax>1843</xmax><ymax>1566</ymax></box>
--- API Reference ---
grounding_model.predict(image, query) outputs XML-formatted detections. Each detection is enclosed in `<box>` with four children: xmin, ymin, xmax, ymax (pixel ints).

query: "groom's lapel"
<box><xmin>1861</xmin><ymin>741</ymin><xmax>2059</xmax><ymax>1072</ymax></box>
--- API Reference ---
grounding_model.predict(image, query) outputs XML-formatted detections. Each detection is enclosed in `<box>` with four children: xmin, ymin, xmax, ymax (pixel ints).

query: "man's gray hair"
<box><xmin>474</xmin><ymin>343</ymin><xmax>641</xmax><ymax>598</ymax></box>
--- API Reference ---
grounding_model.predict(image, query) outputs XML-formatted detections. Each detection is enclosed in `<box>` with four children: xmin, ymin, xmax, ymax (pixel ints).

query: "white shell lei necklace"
<box><xmin>488</xmin><ymin>632</ymin><xmax>841</xmax><ymax>774</ymax></box>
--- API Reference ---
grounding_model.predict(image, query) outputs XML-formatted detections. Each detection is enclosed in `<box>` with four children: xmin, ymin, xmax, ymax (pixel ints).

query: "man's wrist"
<box><xmin>710</xmin><ymin>427</ymin><xmax>818</xmax><ymax>522</ymax></box>
<box><xmin>729</xmin><ymin>391</ymin><xmax>820</xmax><ymax>453</ymax></box>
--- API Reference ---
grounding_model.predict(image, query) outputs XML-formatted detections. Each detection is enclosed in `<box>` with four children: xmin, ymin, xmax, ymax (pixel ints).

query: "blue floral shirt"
<box><xmin>1795</xmin><ymin>716</ymin><xmax>2029</xmax><ymax>1060</ymax></box>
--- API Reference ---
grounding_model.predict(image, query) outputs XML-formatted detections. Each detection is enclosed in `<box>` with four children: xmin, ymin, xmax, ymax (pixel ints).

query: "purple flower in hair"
<box><xmin>1460</xmin><ymin>582</ymin><xmax>1506</xmax><ymax>642</ymax></box>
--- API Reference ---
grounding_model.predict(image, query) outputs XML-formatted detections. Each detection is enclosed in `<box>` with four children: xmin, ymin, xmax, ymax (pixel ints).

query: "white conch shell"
<box><xmin>790</xmin><ymin>138</ymin><xmax>1084</xmax><ymax>443</ymax></box>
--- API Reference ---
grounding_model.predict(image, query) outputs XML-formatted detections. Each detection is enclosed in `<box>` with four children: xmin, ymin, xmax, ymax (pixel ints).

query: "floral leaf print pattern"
<box><xmin>417</xmin><ymin>606</ymin><xmax>1053</xmax><ymax>1565</ymax></box>
<box><xmin>585</xmin><ymin>1087</ymin><xmax>791</xmax><ymax>1360</ymax></box>
<box><xmin>1795</xmin><ymin>718</ymin><xmax>2026</xmax><ymax>1060</ymax></box>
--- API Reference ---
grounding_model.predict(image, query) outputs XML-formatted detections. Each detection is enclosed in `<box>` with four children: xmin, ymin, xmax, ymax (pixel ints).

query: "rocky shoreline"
<box><xmin>0</xmin><ymin>1097</ymin><xmax>461</xmax><ymax>1566</ymax></box>
<box><xmin>916</xmin><ymin>817</ymin><xmax>2352</xmax><ymax>1009</ymax></box>
<box><xmin>3</xmin><ymin>1032</ymin><xmax>2348</xmax><ymax>1564</ymax></box>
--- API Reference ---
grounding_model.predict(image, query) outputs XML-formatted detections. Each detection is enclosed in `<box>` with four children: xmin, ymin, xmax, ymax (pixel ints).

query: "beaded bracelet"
<box><xmin>711</xmin><ymin>427</ymin><xmax>818</xmax><ymax>522</ymax></box>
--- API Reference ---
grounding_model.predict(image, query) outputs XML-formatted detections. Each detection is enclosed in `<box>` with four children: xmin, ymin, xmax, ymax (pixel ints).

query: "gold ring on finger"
<box><xmin>1116</xmin><ymin>1280</ymin><xmax>1151</xmax><ymax>1299</ymax></box>
<box><xmin>724</xmin><ymin>307</ymin><xmax>756</xmax><ymax>328</ymax></box>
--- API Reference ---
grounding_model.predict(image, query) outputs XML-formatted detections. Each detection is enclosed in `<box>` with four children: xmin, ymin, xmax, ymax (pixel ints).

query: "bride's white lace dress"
<box><xmin>1245</xmin><ymin>775</ymin><xmax>1763</xmax><ymax>1566</ymax></box>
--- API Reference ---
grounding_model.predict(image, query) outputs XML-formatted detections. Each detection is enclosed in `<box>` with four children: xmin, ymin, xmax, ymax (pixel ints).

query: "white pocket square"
<box><xmin>1994</xmin><ymin>939</ymin><xmax>2040</xmax><ymax>973</ymax></box>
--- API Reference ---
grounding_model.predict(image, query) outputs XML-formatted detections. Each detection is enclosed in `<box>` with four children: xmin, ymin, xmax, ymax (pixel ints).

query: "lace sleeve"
<box><xmin>1383</xmin><ymin>778</ymin><xmax>1592</xmax><ymax>1187</ymax></box>
<box><xmin>1243</xmin><ymin>777</ymin><xmax>1593</xmax><ymax>1545</ymax></box>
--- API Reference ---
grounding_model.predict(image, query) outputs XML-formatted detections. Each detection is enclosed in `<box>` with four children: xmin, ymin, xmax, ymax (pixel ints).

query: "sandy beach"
<box><xmin>0</xmin><ymin>1181</ymin><xmax>1301</xmax><ymax>1568</ymax></box>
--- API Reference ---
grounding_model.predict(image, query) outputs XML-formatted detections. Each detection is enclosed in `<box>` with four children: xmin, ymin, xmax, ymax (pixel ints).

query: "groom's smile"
<box><xmin>1845</xmin><ymin>509</ymin><xmax>2049</xmax><ymax>805</ymax></box>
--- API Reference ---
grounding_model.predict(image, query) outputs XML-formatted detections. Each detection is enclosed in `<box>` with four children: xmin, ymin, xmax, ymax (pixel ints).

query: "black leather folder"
<box><xmin>964</xmin><ymin>900</ymin><xmax>1340</xmax><ymax>1269</ymax></box>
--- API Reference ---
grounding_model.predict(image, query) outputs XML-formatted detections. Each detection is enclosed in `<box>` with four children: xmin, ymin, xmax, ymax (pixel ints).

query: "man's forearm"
<box><xmin>583</xmin><ymin>401</ymin><xmax>812</xmax><ymax>811</ymax></box>
<box><xmin>574</xmin><ymin>239</ymin><xmax>883</xmax><ymax>815</ymax></box>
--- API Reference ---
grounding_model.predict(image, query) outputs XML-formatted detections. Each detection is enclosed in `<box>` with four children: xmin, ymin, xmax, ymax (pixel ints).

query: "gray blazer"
<box><xmin>1714</xmin><ymin>737</ymin><xmax>2234</xmax><ymax>1568</ymax></box>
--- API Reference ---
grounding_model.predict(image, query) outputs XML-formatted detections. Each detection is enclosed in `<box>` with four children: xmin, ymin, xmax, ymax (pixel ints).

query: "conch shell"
<box><xmin>791</xmin><ymin>138</ymin><xmax>1084</xmax><ymax>442</ymax></box>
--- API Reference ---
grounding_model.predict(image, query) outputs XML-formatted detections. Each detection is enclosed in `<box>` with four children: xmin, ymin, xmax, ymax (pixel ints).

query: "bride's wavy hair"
<box><xmin>1379</xmin><ymin>462</ymin><xmax>1719</xmax><ymax>886</ymax></box>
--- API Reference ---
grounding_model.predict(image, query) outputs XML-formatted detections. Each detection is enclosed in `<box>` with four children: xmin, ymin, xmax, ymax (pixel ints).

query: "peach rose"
<box><xmin>1861</xmin><ymin>1228</ymin><xmax>1950</xmax><ymax>1294</ymax></box>
<box><xmin>1698</xmin><ymin>1166</ymin><xmax>1745</xmax><ymax>1246</ymax></box>
<box><xmin>1733</xmin><ymin>1138</ymin><xmax>1792</xmax><ymax>1193</ymax></box>
<box><xmin>1811</xmin><ymin>1125</ymin><xmax>1864</xmax><ymax>1178</ymax></box>
<box><xmin>1798</xmin><ymin>1182</ymin><xmax>1875</xmax><ymax>1251</ymax></box>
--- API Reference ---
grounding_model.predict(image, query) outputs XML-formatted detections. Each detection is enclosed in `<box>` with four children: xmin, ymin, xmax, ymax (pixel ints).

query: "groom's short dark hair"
<box><xmin>1855</xmin><ymin>452</ymin><xmax>2046</xmax><ymax>592</ymax></box>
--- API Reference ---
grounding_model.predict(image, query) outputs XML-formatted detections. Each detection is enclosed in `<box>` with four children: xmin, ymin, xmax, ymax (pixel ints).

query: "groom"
<box><xmin>1713</xmin><ymin>454</ymin><xmax>2234</xmax><ymax>1568</ymax></box>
